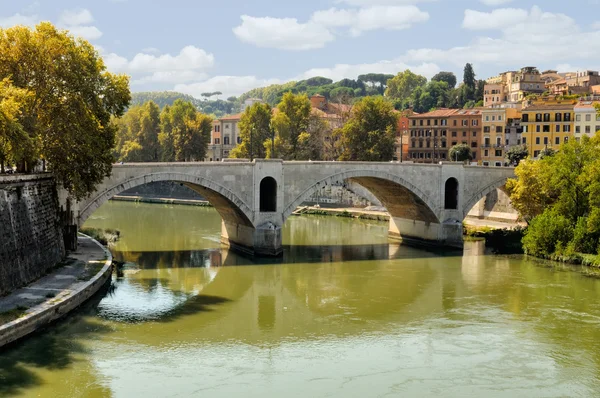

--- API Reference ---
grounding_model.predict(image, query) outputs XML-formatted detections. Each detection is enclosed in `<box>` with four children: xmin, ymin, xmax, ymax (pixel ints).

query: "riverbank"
<box><xmin>0</xmin><ymin>235</ymin><xmax>113</xmax><ymax>349</ymax></box>
<box><xmin>111</xmin><ymin>195</ymin><xmax>212</xmax><ymax>207</ymax></box>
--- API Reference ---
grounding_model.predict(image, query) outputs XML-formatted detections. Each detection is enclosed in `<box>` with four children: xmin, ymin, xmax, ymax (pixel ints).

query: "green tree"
<box><xmin>539</xmin><ymin>147</ymin><xmax>556</xmax><ymax>159</ymax></box>
<box><xmin>448</xmin><ymin>144</ymin><xmax>472</xmax><ymax>162</ymax></box>
<box><xmin>505</xmin><ymin>145</ymin><xmax>528</xmax><ymax>166</ymax></box>
<box><xmin>431</xmin><ymin>72</ymin><xmax>457</xmax><ymax>89</ymax></box>
<box><xmin>160</xmin><ymin>100</ymin><xmax>211</xmax><ymax>162</ymax></box>
<box><xmin>385</xmin><ymin>70</ymin><xmax>427</xmax><ymax>102</ymax></box>
<box><xmin>0</xmin><ymin>78</ymin><xmax>31</xmax><ymax>172</ymax></box>
<box><xmin>231</xmin><ymin>102</ymin><xmax>273</xmax><ymax>159</ymax></box>
<box><xmin>158</xmin><ymin>105</ymin><xmax>175</xmax><ymax>162</ymax></box>
<box><xmin>271</xmin><ymin>93</ymin><xmax>311</xmax><ymax>159</ymax></box>
<box><xmin>0</xmin><ymin>23</ymin><xmax>130</xmax><ymax>199</ymax></box>
<box><xmin>358</xmin><ymin>74</ymin><xmax>394</xmax><ymax>95</ymax></box>
<box><xmin>463</xmin><ymin>63</ymin><xmax>476</xmax><ymax>91</ymax></box>
<box><xmin>339</xmin><ymin>96</ymin><xmax>397</xmax><ymax>161</ymax></box>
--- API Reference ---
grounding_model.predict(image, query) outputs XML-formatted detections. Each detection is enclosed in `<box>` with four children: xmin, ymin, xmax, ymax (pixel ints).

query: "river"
<box><xmin>2</xmin><ymin>201</ymin><xmax>600</xmax><ymax>397</ymax></box>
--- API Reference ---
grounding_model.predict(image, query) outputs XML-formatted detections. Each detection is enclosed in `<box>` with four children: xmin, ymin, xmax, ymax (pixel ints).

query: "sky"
<box><xmin>1</xmin><ymin>0</ymin><xmax>600</xmax><ymax>98</ymax></box>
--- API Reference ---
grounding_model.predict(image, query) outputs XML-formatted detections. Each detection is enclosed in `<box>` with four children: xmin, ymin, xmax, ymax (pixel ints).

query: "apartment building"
<box><xmin>574</xmin><ymin>100</ymin><xmax>600</xmax><ymax>139</ymax></box>
<box><xmin>206</xmin><ymin>113</ymin><xmax>243</xmax><ymax>161</ymax></box>
<box><xmin>508</xmin><ymin>67</ymin><xmax>545</xmax><ymax>102</ymax></box>
<box><xmin>395</xmin><ymin>110</ymin><xmax>412</xmax><ymax>161</ymax></box>
<box><xmin>449</xmin><ymin>109</ymin><xmax>483</xmax><ymax>162</ymax></box>
<box><xmin>566</xmin><ymin>71</ymin><xmax>600</xmax><ymax>89</ymax></box>
<box><xmin>521</xmin><ymin>104</ymin><xmax>574</xmax><ymax>158</ymax></box>
<box><xmin>408</xmin><ymin>109</ymin><xmax>453</xmax><ymax>162</ymax></box>
<box><xmin>483</xmin><ymin>83</ymin><xmax>507</xmax><ymax>107</ymax></box>
<box><xmin>480</xmin><ymin>107</ymin><xmax>521</xmax><ymax>167</ymax></box>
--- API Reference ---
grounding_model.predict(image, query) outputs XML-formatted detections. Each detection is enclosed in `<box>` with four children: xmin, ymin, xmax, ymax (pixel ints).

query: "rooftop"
<box><xmin>219</xmin><ymin>113</ymin><xmax>243</xmax><ymax>121</ymax></box>
<box><xmin>523</xmin><ymin>104</ymin><xmax>575</xmax><ymax>111</ymax></box>
<box><xmin>409</xmin><ymin>108</ymin><xmax>458</xmax><ymax>118</ymax></box>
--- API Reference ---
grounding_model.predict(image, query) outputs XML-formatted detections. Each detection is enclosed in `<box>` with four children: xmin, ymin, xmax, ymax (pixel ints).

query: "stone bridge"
<box><xmin>67</xmin><ymin>160</ymin><xmax>514</xmax><ymax>256</ymax></box>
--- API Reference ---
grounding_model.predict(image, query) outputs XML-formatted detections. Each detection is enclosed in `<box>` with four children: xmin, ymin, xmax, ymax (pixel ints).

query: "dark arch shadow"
<box><xmin>78</xmin><ymin>173</ymin><xmax>253</xmax><ymax>228</ymax></box>
<box><xmin>283</xmin><ymin>170</ymin><xmax>440</xmax><ymax>224</ymax></box>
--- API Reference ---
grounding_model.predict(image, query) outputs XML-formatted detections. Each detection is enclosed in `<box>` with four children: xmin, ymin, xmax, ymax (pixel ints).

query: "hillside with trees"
<box><xmin>131</xmin><ymin>92</ymin><xmax>237</xmax><ymax>118</ymax></box>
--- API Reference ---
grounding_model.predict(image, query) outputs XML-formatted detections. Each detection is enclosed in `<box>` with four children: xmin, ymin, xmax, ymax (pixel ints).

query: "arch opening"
<box><xmin>260</xmin><ymin>177</ymin><xmax>277</xmax><ymax>212</ymax></box>
<box><xmin>77</xmin><ymin>173</ymin><xmax>253</xmax><ymax>228</ymax></box>
<box><xmin>444</xmin><ymin>178</ymin><xmax>459</xmax><ymax>210</ymax></box>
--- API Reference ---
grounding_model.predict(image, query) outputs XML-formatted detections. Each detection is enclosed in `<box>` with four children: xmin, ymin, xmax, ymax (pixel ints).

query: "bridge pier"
<box><xmin>388</xmin><ymin>216</ymin><xmax>463</xmax><ymax>249</ymax></box>
<box><xmin>221</xmin><ymin>221</ymin><xmax>283</xmax><ymax>257</ymax></box>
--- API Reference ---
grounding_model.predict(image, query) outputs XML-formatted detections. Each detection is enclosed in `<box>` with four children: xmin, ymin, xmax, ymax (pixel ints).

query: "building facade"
<box><xmin>480</xmin><ymin>107</ymin><xmax>521</xmax><ymax>167</ymax></box>
<box><xmin>448</xmin><ymin>109</ymin><xmax>483</xmax><ymax>163</ymax></box>
<box><xmin>206</xmin><ymin>113</ymin><xmax>243</xmax><ymax>161</ymax></box>
<box><xmin>574</xmin><ymin>101</ymin><xmax>600</xmax><ymax>140</ymax></box>
<box><xmin>408</xmin><ymin>109</ymin><xmax>453</xmax><ymax>163</ymax></box>
<box><xmin>521</xmin><ymin>104</ymin><xmax>574</xmax><ymax>158</ymax></box>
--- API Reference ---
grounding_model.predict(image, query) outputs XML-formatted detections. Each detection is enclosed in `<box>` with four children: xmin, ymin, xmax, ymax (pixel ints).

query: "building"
<box><xmin>566</xmin><ymin>71</ymin><xmax>600</xmax><ymax>90</ymax></box>
<box><xmin>483</xmin><ymin>83</ymin><xmax>507</xmax><ymax>107</ymax></box>
<box><xmin>395</xmin><ymin>110</ymin><xmax>413</xmax><ymax>161</ymax></box>
<box><xmin>574</xmin><ymin>100</ymin><xmax>600</xmax><ymax>140</ymax></box>
<box><xmin>480</xmin><ymin>108</ymin><xmax>521</xmax><ymax>167</ymax></box>
<box><xmin>206</xmin><ymin>113</ymin><xmax>243</xmax><ymax>161</ymax></box>
<box><xmin>408</xmin><ymin>109</ymin><xmax>453</xmax><ymax>163</ymax></box>
<box><xmin>241</xmin><ymin>98</ymin><xmax>263</xmax><ymax>112</ymax></box>
<box><xmin>448</xmin><ymin>109</ymin><xmax>483</xmax><ymax>163</ymax></box>
<box><xmin>521</xmin><ymin>104</ymin><xmax>574</xmax><ymax>158</ymax></box>
<box><xmin>507</xmin><ymin>67</ymin><xmax>545</xmax><ymax>102</ymax></box>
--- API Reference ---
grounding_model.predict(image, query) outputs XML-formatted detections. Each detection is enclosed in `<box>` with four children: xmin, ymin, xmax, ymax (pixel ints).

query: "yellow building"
<box><xmin>480</xmin><ymin>107</ymin><xmax>521</xmax><ymax>166</ymax></box>
<box><xmin>521</xmin><ymin>104</ymin><xmax>574</xmax><ymax>158</ymax></box>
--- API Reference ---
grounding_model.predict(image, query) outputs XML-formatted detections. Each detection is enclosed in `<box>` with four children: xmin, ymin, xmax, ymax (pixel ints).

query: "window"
<box><xmin>495</xmin><ymin>150</ymin><xmax>502</xmax><ymax>157</ymax></box>
<box><xmin>555</xmin><ymin>137</ymin><xmax>560</xmax><ymax>145</ymax></box>
<box><xmin>543</xmin><ymin>137</ymin><xmax>548</xmax><ymax>145</ymax></box>
<box><xmin>453</xmin><ymin>120</ymin><xmax>457</xmax><ymax>126</ymax></box>
<box><xmin>576</xmin><ymin>126</ymin><xmax>581</xmax><ymax>134</ymax></box>
<box><xmin>225</xmin><ymin>124</ymin><xmax>230</xmax><ymax>129</ymax></box>
<box><xmin>586</xmin><ymin>126</ymin><xmax>591</xmax><ymax>134</ymax></box>
<box><xmin>522</xmin><ymin>137</ymin><xmax>527</xmax><ymax>144</ymax></box>
<box><xmin>536</xmin><ymin>137</ymin><xmax>540</xmax><ymax>145</ymax></box>
<box><xmin>427</xmin><ymin>120</ymin><xmax>431</xmax><ymax>126</ymax></box>
<box><xmin>543</xmin><ymin>125</ymin><xmax>550</xmax><ymax>133</ymax></box>
<box><xmin>536</xmin><ymin>113</ymin><xmax>542</xmax><ymax>122</ymax></box>
<box><xmin>412</xmin><ymin>120</ymin><xmax>416</xmax><ymax>126</ymax></box>
<box><xmin>496</xmin><ymin>126</ymin><xmax>503</xmax><ymax>133</ymax></box>
<box><xmin>237</xmin><ymin>136</ymin><xmax>242</xmax><ymax>144</ymax></box>
<box><xmin>420</xmin><ymin>120</ymin><xmax>423</xmax><ymax>126</ymax></box>
<box><xmin>543</xmin><ymin>113</ymin><xmax>550</xmax><ymax>122</ymax></box>
<box><xmin>556</xmin><ymin>125</ymin><xmax>561</xmax><ymax>133</ymax></box>
<box><xmin>498</xmin><ymin>116</ymin><xmax>503</xmax><ymax>121</ymax></box>
<box><xmin>534</xmin><ymin>150</ymin><xmax>540</xmax><ymax>158</ymax></box>
<box><xmin>472</xmin><ymin>151</ymin><xmax>477</xmax><ymax>160</ymax></box>
<box><xmin>564</xmin><ymin>113</ymin><xmax>571</xmax><ymax>122</ymax></box>
<box><xmin>576</xmin><ymin>114</ymin><xmax>581</xmax><ymax>122</ymax></box>
<box><xmin>586</xmin><ymin>114</ymin><xmax>592</xmax><ymax>122</ymax></box>
<box><xmin>214</xmin><ymin>138</ymin><xmax>220</xmax><ymax>144</ymax></box>
<box><xmin>485</xmin><ymin>116</ymin><xmax>490</xmax><ymax>121</ymax></box>
<box><xmin>452</xmin><ymin>131</ymin><xmax>457</xmax><ymax>137</ymax></box>
<box><xmin>596</xmin><ymin>126</ymin><xmax>600</xmax><ymax>133</ymax></box>
<box><xmin>472</xmin><ymin>131</ymin><xmax>477</xmax><ymax>137</ymax></box>
<box><xmin>555</xmin><ymin>113</ymin><xmax>562</xmax><ymax>122</ymax></box>
<box><xmin>462</xmin><ymin>120</ymin><xmax>468</xmax><ymax>126</ymax></box>
<box><xmin>492</xmin><ymin>116</ymin><xmax>496</xmax><ymax>121</ymax></box>
<box><xmin>259</xmin><ymin>177</ymin><xmax>277</xmax><ymax>212</ymax></box>
<box><xmin>462</xmin><ymin>131</ymin><xmax>467</xmax><ymax>137</ymax></box>
<box><xmin>484</xmin><ymin>150</ymin><xmax>488</xmax><ymax>156</ymax></box>
<box><xmin>522</xmin><ymin>114</ymin><xmax>529</xmax><ymax>122</ymax></box>
<box><xmin>452</xmin><ymin>141</ymin><xmax>457</xmax><ymax>146</ymax></box>
<box><xmin>441</xmin><ymin>141</ymin><xmax>447</xmax><ymax>148</ymax></box>
<box><xmin>444</xmin><ymin>178</ymin><xmax>459</xmax><ymax>210</ymax></box>
<box><xmin>224</xmin><ymin>136</ymin><xmax>230</xmax><ymax>145</ymax></box>
<box><xmin>434</xmin><ymin>119</ymin><xmax>438</xmax><ymax>126</ymax></box>
<box><xmin>564</xmin><ymin>125</ymin><xmax>571</xmax><ymax>132</ymax></box>
<box><xmin>472</xmin><ymin>120</ymin><xmax>478</xmax><ymax>126</ymax></box>
<box><xmin>484</xmin><ymin>126</ymin><xmax>490</xmax><ymax>133</ymax></box>
<box><xmin>536</xmin><ymin>125</ymin><xmax>541</xmax><ymax>133</ymax></box>
<box><xmin>471</xmin><ymin>142</ymin><xmax>477</xmax><ymax>148</ymax></box>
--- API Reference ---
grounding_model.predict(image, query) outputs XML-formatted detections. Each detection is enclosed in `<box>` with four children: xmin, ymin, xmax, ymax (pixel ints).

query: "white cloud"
<box><xmin>593</xmin><ymin>21</ymin><xmax>600</xmax><ymax>30</ymax></box>
<box><xmin>128</xmin><ymin>46</ymin><xmax>214</xmax><ymax>72</ymax></box>
<box><xmin>233</xmin><ymin>15</ymin><xmax>334</xmax><ymax>50</ymax></box>
<box><xmin>58</xmin><ymin>8</ymin><xmax>102</xmax><ymax>40</ymax></box>
<box><xmin>462</xmin><ymin>8</ymin><xmax>528</xmax><ymax>30</ymax></box>
<box><xmin>67</xmin><ymin>25</ymin><xmax>103</xmax><ymax>40</ymax></box>
<box><xmin>337</xmin><ymin>0</ymin><xmax>434</xmax><ymax>5</ymax></box>
<box><xmin>312</xmin><ymin>6</ymin><xmax>429</xmax><ymax>36</ymax></box>
<box><xmin>479</xmin><ymin>0</ymin><xmax>514</xmax><ymax>6</ymax></box>
<box><xmin>0</xmin><ymin>13</ymin><xmax>40</xmax><ymax>27</ymax></box>
<box><xmin>133</xmin><ymin>70</ymin><xmax>209</xmax><ymax>85</ymax></box>
<box><xmin>404</xmin><ymin>6</ymin><xmax>597</xmax><ymax>71</ymax></box>
<box><xmin>174</xmin><ymin>76</ymin><xmax>283</xmax><ymax>99</ymax></box>
<box><xmin>59</xmin><ymin>9</ymin><xmax>94</xmax><ymax>26</ymax></box>
<box><xmin>141</xmin><ymin>47</ymin><xmax>160</xmax><ymax>54</ymax></box>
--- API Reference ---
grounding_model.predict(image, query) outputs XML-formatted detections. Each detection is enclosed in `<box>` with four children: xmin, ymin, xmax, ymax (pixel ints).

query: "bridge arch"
<box><xmin>282</xmin><ymin>169</ymin><xmax>440</xmax><ymax>224</ymax></box>
<box><xmin>78</xmin><ymin>172</ymin><xmax>253</xmax><ymax>228</ymax></box>
<box><xmin>462</xmin><ymin>177</ymin><xmax>510</xmax><ymax>216</ymax></box>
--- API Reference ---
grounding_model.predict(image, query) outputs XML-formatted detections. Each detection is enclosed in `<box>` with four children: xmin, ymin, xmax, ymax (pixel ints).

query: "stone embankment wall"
<box><xmin>0</xmin><ymin>175</ymin><xmax>65</xmax><ymax>296</ymax></box>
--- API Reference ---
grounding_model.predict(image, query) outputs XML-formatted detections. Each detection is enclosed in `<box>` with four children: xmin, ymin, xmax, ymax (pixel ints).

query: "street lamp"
<box><xmin>250</xmin><ymin>127</ymin><xmax>254</xmax><ymax>161</ymax></box>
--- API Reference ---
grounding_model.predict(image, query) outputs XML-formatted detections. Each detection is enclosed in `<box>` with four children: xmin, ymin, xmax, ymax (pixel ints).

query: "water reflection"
<box><xmin>2</xmin><ymin>202</ymin><xmax>600</xmax><ymax>397</ymax></box>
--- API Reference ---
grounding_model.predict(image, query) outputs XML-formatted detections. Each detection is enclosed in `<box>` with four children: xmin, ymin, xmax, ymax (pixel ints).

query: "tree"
<box><xmin>462</xmin><ymin>63</ymin><xmax>477</xmax><ymax>103</ymax></box>
<box><xmin>505</xmin><ymin>158</ymin><xmax>554</xmax><ymax>223</ymax></box>
<box><xmin>385</xmin><ymin>70</ymin><xmax>427</xmax><ymax>102</ymax></box>
<box><xmin>271</xmin><ymin>93</ymin><xmax>311</xmax><ymax>160</ymax></box>
<box><xmin>0</xmin><ymin>78</ymin><xmax>31</xmax><ymax>173</ymax></box>
<box><xmin>160</xmin><ymin>99</ymin><xmax>211</xmax><ymax>162</ymax></box>
<box><xmin>339</xmin><ymin>96</ymin><xmax>398</xmax><ymax>161</ymax></box>
<box><xmin>448</xmin><ymin>144</ymin><xmax>472</xmax><ymax>162</ymax></box>
<box><xmin>505</xmin><ymin>145</ymin><xmax>528</xmax><ymax>166</ymax></box>
<box><xmin>0</xmin><ymin>22</ymin><xmax>130</xmax><ymax>199</ymax></box>
<box><xmin>539</xmin><ymin>147</ymin><xmax>556</xmax><ymax>159</ymax></box>
<box><xmin>358</xmin><ymin>74</ymin><xmax>394</xmax><ymax>95</ymax></box>
<box><xmin>431</xmin><ymin>72</ymin><xmax>457</xmax><ymax>89</ymax></box>
<box><xmin>231</xmin><ymin>102</ymin><xmax>273</xmax><ymax>159</ymax></box>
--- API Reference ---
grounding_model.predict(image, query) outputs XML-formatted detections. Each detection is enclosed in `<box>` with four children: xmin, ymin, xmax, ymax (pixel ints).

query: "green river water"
<box><xmin>2</xmin><ymin>201</ymin><xmax>600</xmax><ymax>397</ymax></box>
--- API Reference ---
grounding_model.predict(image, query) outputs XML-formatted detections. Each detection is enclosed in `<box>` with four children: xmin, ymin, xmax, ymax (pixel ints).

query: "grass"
<box><xmin>0</xmin><ymin>307</ymin><xmax>27</xmax><ymax>324</ymax></box>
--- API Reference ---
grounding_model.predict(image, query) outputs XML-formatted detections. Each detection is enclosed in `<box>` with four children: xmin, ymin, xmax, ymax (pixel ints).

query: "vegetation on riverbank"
<box><xmin>507</xmin><ymin>127</ymin><xmax>600</xmax><ymax>267</ymax></box>
<box><xmin>463</xmin><ymin>225</ymin><xmax>525</xmax><ymax>254</ymax></box>
<box><xmin>80</xmin><ymin>228</ymin><xmax>121</xmax><ymax>246</ymax></box>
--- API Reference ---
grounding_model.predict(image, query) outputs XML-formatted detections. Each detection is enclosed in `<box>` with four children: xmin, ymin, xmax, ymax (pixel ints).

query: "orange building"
<box><xmin>408</xmin><ymin>109</ymin><xmax>453</xmax><ymax>163</ymax></box>
<box><xmin>448</xmin><ymin>109</ymin><xmax>483</xmax><ymax>163</ymax></box>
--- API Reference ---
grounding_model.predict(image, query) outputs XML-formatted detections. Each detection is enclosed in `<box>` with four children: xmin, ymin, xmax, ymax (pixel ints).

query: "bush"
<box><xmin>522</xmin><ymin>210</ymin><xmax>573</xmax><ymax>257</ymax></box>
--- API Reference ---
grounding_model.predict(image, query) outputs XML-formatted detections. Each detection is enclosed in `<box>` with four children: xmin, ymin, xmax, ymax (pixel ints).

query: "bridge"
<box><xmin>64</xmin><ymin>160</ymin><xmax>515</xmax><ymax>256</ymax></box>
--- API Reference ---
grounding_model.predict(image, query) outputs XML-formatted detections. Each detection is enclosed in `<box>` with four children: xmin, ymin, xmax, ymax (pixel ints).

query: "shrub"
<box><xmin>522</xmin><ymin>210</ymin><xmax>574</xmax><ymax>257</ymax></box>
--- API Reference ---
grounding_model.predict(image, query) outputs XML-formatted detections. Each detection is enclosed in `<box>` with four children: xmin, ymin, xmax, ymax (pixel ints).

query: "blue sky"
<box><xmin>1</xmin><ymin>0</ymin><xmax>600</xmax><ymax>98</ymax></box>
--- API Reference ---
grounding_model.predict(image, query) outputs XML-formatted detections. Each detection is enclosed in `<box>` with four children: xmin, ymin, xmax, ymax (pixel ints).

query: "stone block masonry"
<box><xmin>0</xmin><ymin>175</ymin><xmax>65</xmax><ymax>296</ymax></box>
